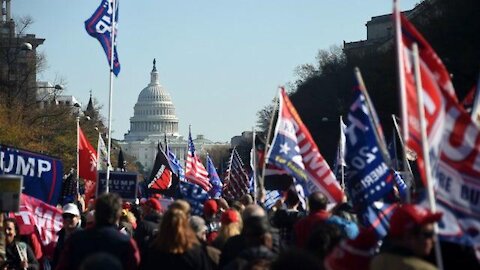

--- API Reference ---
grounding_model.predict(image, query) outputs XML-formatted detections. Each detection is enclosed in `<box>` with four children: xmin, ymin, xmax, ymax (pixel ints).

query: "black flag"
<box><xmin>147</xmin><ymin>144</ymin><xmax>179</xmax><ymax>197</ymax></box>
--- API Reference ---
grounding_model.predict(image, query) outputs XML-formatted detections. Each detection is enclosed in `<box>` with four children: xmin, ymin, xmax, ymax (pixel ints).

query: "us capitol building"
<box><xmin>118</xmin><ymin>60</ymin><xmax>221</xmax><ymax>171</ymax></box>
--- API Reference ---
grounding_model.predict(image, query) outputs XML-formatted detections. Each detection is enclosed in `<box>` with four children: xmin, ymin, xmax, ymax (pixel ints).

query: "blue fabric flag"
<box><xmin>344</xmin><ymin>80</ymin><xmax>394</xmax><ymax>206</ymax></box>
<box><xmin>361</xmin><ymin>202</ymin><xmax>397</xmax><ymax>238</ymax></box>
<box><xmin>206</xmin><ymin>155</ymin><xmax>222</xmax><ymax>198</ymax></box>
<box><xmin>177</xmin><ymin>181</ymin><xmax>209</xmax><ymax>216</ymax></box>
<box><xmin>166</xmin><ymin>145</ymin><xmax>185</xmax><ymax>181</ymax></box>
<box><xmin>85</xmin><ymin>0</ymin><xmax>121</xmax><ymax>76</ymax></box>
<box><xmin>393</xmin><ymin>170</ymin><xmax>408</xmax><ymax>201</ymax></box>
<box><xmin>264</xmin><ymin>190</ymin><xmax>282</xmax><ymax>210</ymax></box>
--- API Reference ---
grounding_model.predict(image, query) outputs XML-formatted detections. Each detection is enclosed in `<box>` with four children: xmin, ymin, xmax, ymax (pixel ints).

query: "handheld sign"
<box><xmin>96</xmin><ymin>171</ymin><xmax>138</xmax><ymax>200</ymax></box>
<box><xmin>0</xmin><ymin>175</ymin><xmax>23</xmax><ymax>212</ymax></box>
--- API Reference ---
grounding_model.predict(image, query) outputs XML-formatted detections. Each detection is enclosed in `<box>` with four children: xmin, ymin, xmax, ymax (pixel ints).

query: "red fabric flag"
<box><xmin>78</xmin><ymin>126</ymin><xmax>97</xmax><ymax>202</ymax></box>
<box><xmin>397</xmin><ymin>13</ymin><xmax>454</xmax><ymax>186</ymax></box>
<box><xmin>78</xmin><ymin>126</ymin><xmax>97</xmax><ymax>181</ymax></box>
<box><xmin>9</xmin><ymin>194</ymin><xmax>63</xmax><ymax>258</ymax></box>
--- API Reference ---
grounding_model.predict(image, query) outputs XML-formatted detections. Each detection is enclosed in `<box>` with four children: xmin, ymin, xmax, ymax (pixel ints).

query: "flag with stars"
<box><xmin>344</xmin><ymin>77</ymin><xmax>394</xmax><ymax>206</ymax></box>
<box><xmin>266</xmin><ymin>87</ymin><xmax>344</xmax><ymax>203</ymax></box>
<box><xmin>78</xmin><ymin>126</ymin><xmax>98</xmax><ymax>181</ymax></box>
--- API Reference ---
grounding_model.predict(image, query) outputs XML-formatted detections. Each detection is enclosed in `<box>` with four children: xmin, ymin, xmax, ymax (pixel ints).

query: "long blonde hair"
<box><xmin>152</xmin><ymin>208</ymin><xmax>198</xmax><ymax>254</ymax></box>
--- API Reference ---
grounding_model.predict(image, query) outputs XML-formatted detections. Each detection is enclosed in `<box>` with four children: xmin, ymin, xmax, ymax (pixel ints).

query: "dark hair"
<box><xmin>308</xmin><ymin>192</ymin><xmax>328</xmax><ymax>212</ymax></box>
<box><xmin>95</xmin><ymin>193</ymin><xmax>122</xmax><ymax>226</ymax></box>
<box><xmin>4</xmin><ymin>217</ymin><xmax>20</xmax><ymax>241</ymax></box>
<box><xmin>285</xmin><ymin>188</ymin><xmax>300</xmax><ymax>207</ymax></box>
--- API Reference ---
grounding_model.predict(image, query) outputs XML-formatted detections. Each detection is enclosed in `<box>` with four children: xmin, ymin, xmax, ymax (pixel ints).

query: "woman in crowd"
<box><xmin>212</xmin><ymin>209</ymin><xmax>242</xmax><ymax>250</ymax></box>
<box><xmin>3</xmin><ymin>218</ymin><xmax>39</xmax><ymax>270</ymax></box>
<box><xmin>144</xmin><ymin>208</ymin><xmax>213</xmax><ymax>270</ymax></box>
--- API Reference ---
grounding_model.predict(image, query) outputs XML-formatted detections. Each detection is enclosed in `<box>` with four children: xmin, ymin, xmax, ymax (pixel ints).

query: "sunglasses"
<box><xmin>62</xmin><ymin>213</ymin><xmax>76</xmax><ymax>219</ymax></box>
<box><xmin>420</xmin><ymin>230</ymin><xmax>435</xmax><ymax>239</ymax></box>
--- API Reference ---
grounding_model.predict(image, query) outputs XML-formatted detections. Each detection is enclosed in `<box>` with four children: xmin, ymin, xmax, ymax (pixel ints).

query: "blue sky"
<box><xmin>16</xmin><ymin>0</ymin><xmax>419</xmax><ymax>142</ymax></box>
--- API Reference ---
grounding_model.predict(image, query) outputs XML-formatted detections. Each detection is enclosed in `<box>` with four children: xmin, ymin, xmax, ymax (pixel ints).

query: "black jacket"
<box><xmin>56</xmin><ymin>225</ymin><xmax>140</xmax><ymax>270</ymax></box>
<box><xmin>4</xmin><ymin>241</ymin><xmax>39</xmax><ymax>270</ymax></box>
<box><xmin>143</xmin><ymin>244</ymin><xmax>214</xmax><ymax>270</ymax></box>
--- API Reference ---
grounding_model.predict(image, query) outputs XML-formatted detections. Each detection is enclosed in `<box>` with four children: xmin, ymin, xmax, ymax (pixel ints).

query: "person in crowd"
<box><xmin>230</xmin><ymin>201</ymin><xmax>245</xmax><ymax>213</ymax></box>
<box><xmin>223</xmin><ymin>216</ymin><xmax>277</xmax><ymax>270</ymax></box>
<box><xmin>3</xmin><ymin>218</ymin><xmax>39</xmax><ymax>270</ymax></box>
<box><xmin>294</xmin><ymin>191</ymin><xmax>331</xmax><ymax>248</ymax></box>
<box><xmin>78</xmin><ymin>252</ymin><xmax>123</xmax><ymax>270</ymax></box>
<box><xmin>190</xmin><ymin>215</ymin><xmax>221</xmax><ymax>267</ymax></box>
<box><xmin>119</xmin><ymin>209</ymin><xmax>137</xmax><ymax>236</ymax></box>
<box><xmin>240</xmin><ymin>194</ymin><xmax>254</xmax><ymax>207</ymax></box>
<box><xmin>305</xmin><ymin>222</ymin><xmax>343</xmax><ymax>262</ymax></box>
<box><xmin>52</xmin><ymin>203</ymin><xmax>83</xmax><ymax>269</ymax></box>
<box><xmin>203</xmin><ymin>199</ymin><xmax>221</xmax><ymax>244</ymax></box>
<box><xmin>271</xmin><ymin>248</ymin><xmax>323</xmax><ymax>270</ymax></box>
<box><xmin>212</xmin><ymin>209</ymin><xmax>242</xmax><ymax>250</ymax></box>
<box><xmin>369</xmin><ymin>204</ymin><xmax>442</xmax><ymax>270</ymax></box>
<box><xmin>85</xmin><ymin>210</ymin><xmax>95</xmax><ymax>229</ymax></box>
<box><xmin>56</xmin><ymin>193</ymin><xmax>140</xmax><ymax>270</ymax></box>
<box><xmin>216</xmin><ymin>198</ymin><xmax>230</xmax><ymax>214</ymax></box>
<box><xmin>169</xmin><ymin>199</ymin><xmax>191</xmax><ymax>216</ymax></box>
<box><xmin>144</xmin><ymin>208</ymin><xmax>213</xmax><ymax>270</ymax></box>
<box><xmin>271</xmin><ymin>188</ymin><xmax>303</xmax><ymax>247</ymax></box>
<box><xmin>325</xmin><ymin>228</ymin><xmax>378</xmax><ymax>270</ymax></box>
<box><xmin>219</xmin><ymin>205</ymin><xmax>283</xmax><ymax>268</ymax></box>
<box><xmin>134</xmin><ymin>197</ymin><xmax>162</xmax><ymax>259</ymax></box>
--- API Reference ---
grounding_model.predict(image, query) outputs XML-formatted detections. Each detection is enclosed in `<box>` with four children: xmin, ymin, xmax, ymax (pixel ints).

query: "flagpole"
<box><xmin>391</xmin><ymin>114</ymin><xmax>414</xmax><ymax>203</ymax></box>
<box><xmin>412</xmin><ymin>43</ymin><xmax>443</xmax><ymax>270</ymax></box>
<box><xmin>76</xmin><ymin>117</ymin><xmax>80</xmax><ymax>196</ymax></box>
<box><xmin>339</xmin><ymin>116</ymin><xmax>345</xmax><ymax>190</ymax></box>
<box><xmin>252</xmin><ymin>127</ymin><xmax>257</xmax><ymax>203</ymax></box>
<box><xmin>105</xmin><ymin>0</ymin><xmax>117</xmax><ymax>194</ymax></box>
<box><xmin>261</xmin><ymin>89</ymin><xmax>280</xmax><ymax>203</ymax></box>
<box><xmin>393</xmin><ymin>0</ymin><xmax>411</xmax><ymax>178</ymax></box>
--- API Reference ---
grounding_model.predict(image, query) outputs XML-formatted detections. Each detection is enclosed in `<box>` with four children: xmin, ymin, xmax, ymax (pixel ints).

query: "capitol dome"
<box><xmin>124</xmin><ymin>59</ymin><xmax>179</xmax><ymax>141</ymax></box>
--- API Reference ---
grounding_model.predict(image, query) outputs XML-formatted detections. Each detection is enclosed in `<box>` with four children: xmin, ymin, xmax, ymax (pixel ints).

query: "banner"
<box><xmin>10</xmin><ymin>194</ymin><xmax>63</xmax><ymax>257</ymax></box>
<box><xmin>96</xmin><ymin>171</ymin><xmax>138</xmax><ymax>200</ymax></box>
<box><xmin>266</xmin><ymin>87</ymin><xmax>344</xmax><ymax>203</ymax></box>
<box><xmin>0</xmin><ymin>144</ymin><xmax>63</xmax><ymax>205</ymax></box>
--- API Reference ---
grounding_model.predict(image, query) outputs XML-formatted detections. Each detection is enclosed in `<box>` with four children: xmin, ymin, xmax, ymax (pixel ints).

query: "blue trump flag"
<box><xmin>206</xmin><ymin>155</ymin><xmax>222</xmax><ymax>198</ymax></box>
<box><xmin>85</xmin><ymin>0</ymin><xmax>120</xmax><ymax>76</ymax></box>
<box><xmin>0</xmin><ymin>144</ymin><xmax>63</xmax><ymax>205</ymax></box>
<box><xmin>344</xmin><ymin>74</ymin><xmax>394</xmax><ymax>206</ymax></box>
<box><xmin>166</xmin><ymin>145</ymin><xmax>185</xmax><ymax>181</ymax></box>
<box><xmin>177</xmin><ymin>181</ymin><xmax>209</xmax><ymax>216</ymax></box>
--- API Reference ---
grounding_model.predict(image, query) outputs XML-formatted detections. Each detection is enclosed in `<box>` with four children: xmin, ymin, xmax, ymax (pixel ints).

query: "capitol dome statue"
<box><xmin>119</xmin><ymin>59</ymin><xmax>187</xmax><ymax>171</ymax></box>
<box><xmin>124</xmin><ymin>59</ymin><xmax>180</xmax><ymax>141</ymax></box>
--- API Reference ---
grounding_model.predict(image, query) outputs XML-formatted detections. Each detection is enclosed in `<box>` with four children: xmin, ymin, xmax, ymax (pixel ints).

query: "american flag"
<box><xmin>185</xmin><ymin>130</ymin><xmax>211</xmax><ymax>191</ymax></box>
<box><xmin>223</xmin><ymin>147</ymin><xmax>250</xmax><ymax>200</ymax></box>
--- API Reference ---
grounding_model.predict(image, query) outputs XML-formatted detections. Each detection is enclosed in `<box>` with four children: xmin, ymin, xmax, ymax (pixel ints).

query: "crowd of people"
<box><xmin>1</xmin><ymin>189</ymin><xmax>479</xmax><ymax>270</ymax></box>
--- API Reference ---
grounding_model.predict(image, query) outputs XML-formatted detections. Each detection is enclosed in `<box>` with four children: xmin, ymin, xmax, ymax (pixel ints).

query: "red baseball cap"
<box><xmin>389</xmin><ymin>204</ymin><xmax>442</xmax><ymax>238</ymax></box>
<box><xmin>146</xmin><ymin>198</ymin><xmax>162</xmax><ymax>212</ymax></box>
<box><xmin>203</xmin><ymin>199</ymin><xmax>218</xmax><ymax>216</ymax></box>
<box><xmin>221</xmin><ymin>209</ymin><xmax>240</xmax><ymax>225</ymax></box>
<box><xmin>325</xmin><ymin>228</ymin><xmax>378</xmax><ymax>270</ymax></box>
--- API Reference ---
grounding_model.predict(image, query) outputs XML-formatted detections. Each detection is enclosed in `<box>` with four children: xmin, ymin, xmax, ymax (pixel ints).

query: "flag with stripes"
<box><xmin>223</xmin><ymin>148</ymin><xmax>250</xmax><ymax>200</ymax></box>
<box><xmin>185</xmin><ymin>130</ymin><xmax>211</xmax><ymax>191</ymax></box>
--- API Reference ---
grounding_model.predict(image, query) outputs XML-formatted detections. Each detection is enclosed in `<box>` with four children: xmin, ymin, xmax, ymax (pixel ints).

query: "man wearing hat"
<box><xmin>370</xmin><ymin>204</ymin><xmax>442</xmax><ymax>270</ymax></box>
<box><xmin>52</xmin><ymin>203</ymin><xmax>82</xmax><ymax>269</ymax></box>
